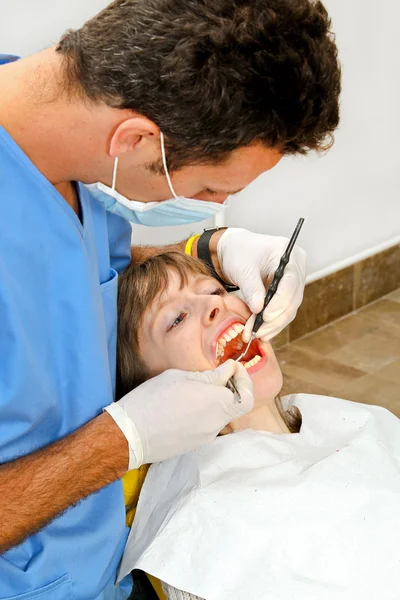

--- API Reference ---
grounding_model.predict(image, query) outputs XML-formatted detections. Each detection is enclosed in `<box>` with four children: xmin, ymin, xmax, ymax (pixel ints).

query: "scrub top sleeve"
<box><xmin>107</xmin><ymin>212</ymin><xmax>132</xmax><ymax>274</ymax></box>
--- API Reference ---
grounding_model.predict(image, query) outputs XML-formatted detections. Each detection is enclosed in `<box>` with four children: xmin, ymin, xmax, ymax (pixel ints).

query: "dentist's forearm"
<box><xmin>131</xmin><ymin>229</ymin><xmax>226</xmax><ymax>280</ymax></box>
<box><xmin>0</xmin><ymin>412</ymin><xmax>128</xmax><ymax>553</ymax></box>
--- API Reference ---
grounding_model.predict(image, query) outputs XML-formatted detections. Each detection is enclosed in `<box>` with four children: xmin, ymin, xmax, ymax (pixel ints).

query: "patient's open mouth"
<box><xmin>214</xmin><ymin>321</ymin><xmax>266</xmax><ymax>372</ymax></box>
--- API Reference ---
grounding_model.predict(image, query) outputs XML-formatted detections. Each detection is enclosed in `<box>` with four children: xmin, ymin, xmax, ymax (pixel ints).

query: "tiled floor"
<box><xmin>275</xmin><ymin>288</ymin><xmax>400</xmax><ymax>417</ymax></box>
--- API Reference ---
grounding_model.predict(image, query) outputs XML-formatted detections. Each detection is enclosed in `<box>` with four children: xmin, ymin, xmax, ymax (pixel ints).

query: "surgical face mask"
<box><xmin>85</xmin><ymin>132</ymin><xmax>227</xmax><ymax>226</ymax></box>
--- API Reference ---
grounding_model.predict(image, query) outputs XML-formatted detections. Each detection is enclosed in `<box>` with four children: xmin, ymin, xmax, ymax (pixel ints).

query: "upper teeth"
<box><xmin>215</xmin><ymin>323</ymin><xmax>245</xmax><ymax>359</ymax></box>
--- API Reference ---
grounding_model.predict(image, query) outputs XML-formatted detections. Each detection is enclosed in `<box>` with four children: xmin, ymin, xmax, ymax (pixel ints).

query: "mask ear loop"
<box><xmin>111</xmin><ymin>157</ymin><xmax>119</xmax><ymax>192</ymax></box>
<box><xmin>160</xmin><ymin>132</ymin><xmax>179</xmax><ymax>199</ymax></box>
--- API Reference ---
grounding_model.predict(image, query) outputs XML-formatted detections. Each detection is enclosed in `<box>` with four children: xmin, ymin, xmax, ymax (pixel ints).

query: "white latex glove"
<box><xmin>104</xmin><ymin>360</ymin><xmax>253</xmax><ymax>469</ymax></box>
<box><xmin>217</xmin><ymin>228</ymin><xmax>306</xmax><ymax>342</ymax></box>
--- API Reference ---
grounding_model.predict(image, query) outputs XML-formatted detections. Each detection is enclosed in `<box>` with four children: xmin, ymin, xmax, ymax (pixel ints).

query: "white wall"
<box><xmin>0</xmin><ymin>0</ymin><xmax>109</xmax><ymax>55</ymax></box>
<box><xmin>1</xmin><ymin>0</ymin><xmax>399</xmax><ymax>279</ymax></box>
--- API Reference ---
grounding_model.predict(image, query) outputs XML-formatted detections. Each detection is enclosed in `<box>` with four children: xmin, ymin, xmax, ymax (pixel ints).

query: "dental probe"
<box><xmin>235</xmin><ymin>217</ymin><xmax>305</xmax><ymax>364</ymax></box>
<box><xmin>226</xmin><ymin>377</ymin><xmax>241</xmax><ymax>403</ymax></box>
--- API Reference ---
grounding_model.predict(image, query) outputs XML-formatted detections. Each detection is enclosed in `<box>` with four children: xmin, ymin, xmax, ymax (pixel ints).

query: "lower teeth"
<box><xmin>244</xmin><ymin>355</ymin><xmax>261</xmax><ymax>369</ymax></box>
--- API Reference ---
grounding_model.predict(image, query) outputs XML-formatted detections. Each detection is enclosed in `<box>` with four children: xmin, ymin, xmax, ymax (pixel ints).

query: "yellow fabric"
<box><xmin>122</xmin><ymin>467</ymin><xmax>166</xmax><ymax>599</ymax></box>
<box><xmin>123</xmin><ymin>465</ymin><xmax>150</xmax><ymax>527</ymax></box>
<box><xmin>148</xmin><ymin>574</ymin><xmax>167</xmax><ymax>599</ymax></box>
<box><xmin>184</xmin><ymin>234</ymin><xmax>201</xmax><ymax>256</ymax></box>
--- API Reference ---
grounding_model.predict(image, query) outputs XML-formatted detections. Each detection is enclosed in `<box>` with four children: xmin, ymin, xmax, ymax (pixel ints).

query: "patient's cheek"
<box><xmin>174</xmin><ymin>339</ymin><xmax>193</xmax><ymax>366</ymax></box>
<box><xmin>168</xmin><ymin>335</ymin><xmax>212</xmax><ymax>372</ymax></box>
<box><xmin>252</xmin><ymin>342</ymin><xmax>283</xmax><ymax>400</ymax></box>
<box><xmin>225</xmin><ymin>294</ymin><xmax>251</xmax><ymax>319</ymax></box>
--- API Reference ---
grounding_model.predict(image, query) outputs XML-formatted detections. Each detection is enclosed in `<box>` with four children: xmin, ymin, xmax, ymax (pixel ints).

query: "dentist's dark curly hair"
<box><xmin>57</xmin><ymin>0</ymin><xmax>341</xmax><ymax>171</ymax></box>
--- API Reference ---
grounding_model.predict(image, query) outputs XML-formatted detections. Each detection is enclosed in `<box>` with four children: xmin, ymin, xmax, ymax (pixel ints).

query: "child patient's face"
<box><xmin>139</xmin><ymin>269</ymin><xmax>283</xmax><ymax>402</ymax></box>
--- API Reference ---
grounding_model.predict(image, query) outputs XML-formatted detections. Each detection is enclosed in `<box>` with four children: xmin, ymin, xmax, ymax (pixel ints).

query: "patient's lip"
<box><xmin>243</xmin><ymin>346</ymin><xmax>268</xmax><ymax>374</ymax></box>
<box><xmin>211</xmin><ymin>316</ymin><xmax>246</xmax><ymax>363</ymax></box>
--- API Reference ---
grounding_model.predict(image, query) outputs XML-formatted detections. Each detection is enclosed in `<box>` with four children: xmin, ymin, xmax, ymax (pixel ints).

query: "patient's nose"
<box><xmin>206</xmin><ymin>306</ymin><xmax>219</xmax><ymax>325</ymax></box>
<box><xmin>202</xmin><ymin>294</ymin><xmax>225</xmax><ymax>328</ymax></box>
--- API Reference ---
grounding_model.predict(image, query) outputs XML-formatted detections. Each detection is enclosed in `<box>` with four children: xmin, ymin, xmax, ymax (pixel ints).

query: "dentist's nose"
<box><xmin>193</xmin><ymin>191</ymin><xmax>229</xmax><ymax>203</ymax></box>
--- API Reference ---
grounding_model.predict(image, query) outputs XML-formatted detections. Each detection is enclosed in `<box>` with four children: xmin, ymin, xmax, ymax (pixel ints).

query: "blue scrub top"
<box><xmin>0</xmin><ymin>58</ymin><xmax>133</xmax><ymax>600</ymax></box>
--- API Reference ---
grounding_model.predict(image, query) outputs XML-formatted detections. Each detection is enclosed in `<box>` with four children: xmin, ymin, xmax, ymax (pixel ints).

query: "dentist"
<box><xmin>0</xmin><ymin>0</ymin><xmax>341</xmax><ymax>598</ymax></box>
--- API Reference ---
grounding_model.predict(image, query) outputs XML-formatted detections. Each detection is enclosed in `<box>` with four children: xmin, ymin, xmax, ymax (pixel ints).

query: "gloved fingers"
<box><xmin>231</xmin><ymin>362</ymin><xmax>254</xmax><ymax>413</ymax></box>
<box><xmin>111</xmin><ymin>364</ymin><xmax>253</xmax><ymax>466</ymax></box>
<box><xmin>255</xmin><ymin>306</ymin><xmax>297</xmax><ymax>341</ymax></box>
<box><xmin>292</xmin><ymin>244</ymin><xmax>307</xmax><ymax>273</ymax></box>
<box><xmin>190</xmin><ymin>359</ymin><xmax>237</xmax><ymax>386</ymax></box>
<box><xmin>261</xmin><ymin>243</ymin><xmax>306</xmax><ymax>278</ymax></box>
<box><xmin>231</xmin><ymin>247</ymin><xmax>304</xmax><ymax>318</ymax></box>
<box><xmin>214</xmin><ymin>361</ymin><xmax>254</xmax><ymax>420</ymax></box>
<box><xmin>242</xmin><ymin>266</ymin><xmax>300</xmax><ymax>342</ymax></box>
<box><xmin>257</xmin><ymin>244</ymin><xmax>306</xmax><ymax>320</ymax></box>
<box><xmin>190</xmin><ymin>360</ymin><xmax>254</xmax><ymax>416</ymax></box>
<box><xmin>236</xmin><ymin>265</ymin><xmax>266</xmax><ymax>315</ymax></box>
<box><xmin>261</xmin><ymin>263</ymin><xmax>304</xmax><ymax>325</ymax></box>
<box><xmin>242</xmin><ymin>314</ymin><xmax>256</xmax><ymax>343</ymax></box>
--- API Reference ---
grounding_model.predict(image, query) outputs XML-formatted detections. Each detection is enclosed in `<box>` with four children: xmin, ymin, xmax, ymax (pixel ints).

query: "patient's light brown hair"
<box><xmin>116</xmin><ymin>252</ymin><xmax>301</xmax><ymax>433</ymax></box>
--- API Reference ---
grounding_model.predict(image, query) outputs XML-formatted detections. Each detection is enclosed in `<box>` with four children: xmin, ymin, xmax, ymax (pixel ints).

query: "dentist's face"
<box><xmin>114</xmin><ymin>142</ymin><xmax>283</xmax><ymax>204</ymax></box>
<box><xmin>139</xmin><ymin>269</ymin><xmax>283</xmax><ymax>403</ymax></box>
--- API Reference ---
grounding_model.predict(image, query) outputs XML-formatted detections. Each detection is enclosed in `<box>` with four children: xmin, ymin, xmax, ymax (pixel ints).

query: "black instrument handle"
<box><xmin>253</xmin><ymin>218</ymin><xmax>305</xmax><ymax>334</ymax></box>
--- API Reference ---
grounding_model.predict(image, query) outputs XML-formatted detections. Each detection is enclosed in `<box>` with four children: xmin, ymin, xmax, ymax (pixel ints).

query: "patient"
<box><xmin>117</xmin><ymin>252</ymin><xmax>400</xmax><ymax>600</ymax></box>
<box><xmin>116</xmin><ymin>251</ymin><xmax>301</xmax><ymax>438</ymax></box>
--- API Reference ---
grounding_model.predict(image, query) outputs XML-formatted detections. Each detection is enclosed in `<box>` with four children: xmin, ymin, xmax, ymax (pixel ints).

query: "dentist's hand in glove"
<box><xmin>216</xmin><ymin>228</ymin><xmax>306</xmax><ymax>342</ymax></box>
<box><xmin>104</xmin><ymin>359</ymin><xmax>253</xmax><ymax>470</ymax></box>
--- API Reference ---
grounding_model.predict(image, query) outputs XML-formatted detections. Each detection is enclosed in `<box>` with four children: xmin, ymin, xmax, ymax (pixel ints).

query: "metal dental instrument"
<box><xmin>226</xmin><ymin>377</ymin><xmax>241</xmax><ymax>402</ymax></box>
<box><xmin>235</xmin><ymin>217</ymin><xmax>305</xmax><ymax>364</ymax></box>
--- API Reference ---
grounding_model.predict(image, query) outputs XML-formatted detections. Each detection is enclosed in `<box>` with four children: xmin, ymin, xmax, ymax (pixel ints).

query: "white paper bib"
<box><xmin>119</xmin><ymin>395</ymin><xmax>400</xmax><ymax>600</ymax></box>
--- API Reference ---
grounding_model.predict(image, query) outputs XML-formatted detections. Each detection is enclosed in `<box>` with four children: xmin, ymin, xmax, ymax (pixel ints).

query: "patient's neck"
<box><xmin>222</xmin><ymin>397</ymin><xmax>291</xmax><ymax>435</ymax></box>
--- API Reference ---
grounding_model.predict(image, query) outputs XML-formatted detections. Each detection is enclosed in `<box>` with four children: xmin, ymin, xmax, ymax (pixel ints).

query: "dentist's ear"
<box><xmin>109</xmin><ymin>116</ymin><xmax>160</xmax><ymax>159</ymax></box>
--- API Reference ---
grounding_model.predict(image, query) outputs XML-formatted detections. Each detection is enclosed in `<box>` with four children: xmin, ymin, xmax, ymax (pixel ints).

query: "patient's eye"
<box><xmin>167</xmin><ymin>312</ymin><xmax>187</xmax><ymax>332</ymax></box>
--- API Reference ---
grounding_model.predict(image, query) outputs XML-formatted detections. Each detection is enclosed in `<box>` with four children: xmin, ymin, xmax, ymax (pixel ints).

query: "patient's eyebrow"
<box><xmin>148</xmin><ymin>293</ymin><xmax>178</xmax><ymax>332</ymax></box>
<box><xmin>155</xmin><ymin>295</ymin><xmax>176</xmax><ymax>314</ymax></box>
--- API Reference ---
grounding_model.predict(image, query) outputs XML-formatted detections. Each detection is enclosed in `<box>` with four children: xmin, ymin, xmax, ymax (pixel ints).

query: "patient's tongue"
<box><xmin>224</xmin><ymin>337</ymin><xmax>260</xmax><ymax>365</ymax></box>
<box><xmin>222</xmin><ymin>336</ymin><xmax>245</xmax><ymax>362</ymax></box>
